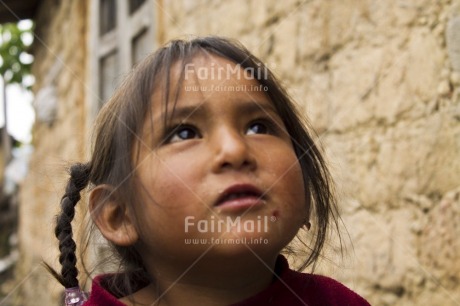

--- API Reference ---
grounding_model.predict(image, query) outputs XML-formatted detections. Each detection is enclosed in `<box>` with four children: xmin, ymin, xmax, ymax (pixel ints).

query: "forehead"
<box><xmin>181</xmin><ymin>54</ymin><xmax>251</xmax><ymax>84</ymax></box>
<box><xmin>175</xmin><ymin>53</ymin><xmax>263</xmax><ymax>86</ymax></box>
<box><xmin>151</xmin><ymin>53</ymin><xmax>271</xmax><ymax>115</ymax></box>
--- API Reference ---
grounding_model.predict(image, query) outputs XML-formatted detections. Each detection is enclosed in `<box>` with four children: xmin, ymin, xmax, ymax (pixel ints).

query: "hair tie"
<box><xmin>64</xmin><ymin>287</ymin><xmax>88</xmax><ymax>306</ymax></box>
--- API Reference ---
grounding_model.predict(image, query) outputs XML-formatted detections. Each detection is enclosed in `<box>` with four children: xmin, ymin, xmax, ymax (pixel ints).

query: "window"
<box><xmin>99</xmin><ymin>0</ymin><xmax>117</xmax><ymax>35</ymax></box>
<box><xmin>99</xmin><ymin>51</ymin><xmax>119</xmax><ymax>103</ymax></box>
<box><xmin>129</xmin><ymin>0</ymin><xmax>146</xmax><ymax>15</ymax></box>
<box><xmin>88</xmin><ymin>0</ymin><xmax>156</xmax><ymax>116</ymax></box>
<box><xmin>132</xmin><ymin>28</ymin><xmax>149</xmax><ymax>64</ymax></box>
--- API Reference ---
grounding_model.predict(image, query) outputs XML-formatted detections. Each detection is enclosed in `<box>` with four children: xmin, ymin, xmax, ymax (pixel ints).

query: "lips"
<box><xmin>214</xmin><ymin>184</ymin><xmax>265</xmax><ymax>210</ymax></box>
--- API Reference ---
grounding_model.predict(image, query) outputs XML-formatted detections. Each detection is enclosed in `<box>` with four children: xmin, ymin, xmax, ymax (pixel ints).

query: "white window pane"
<box><xmin>100</xmin><ymin>0</ymin><xmax>117</xmax><ymax>35</ymax></box>
<box><xmin>99</xmin><ymin>51</ymin><xmax>119</xmax><ymax>106</ymax></box>
<box><xmin>129</xmin><ymin>0</ymin><xmax>146</xmax><ymax>14</ymax></box>
<box><xmin>132</xmin><ymin>29</ymin><xmax>150</xmax><ymax>65</ymax></box>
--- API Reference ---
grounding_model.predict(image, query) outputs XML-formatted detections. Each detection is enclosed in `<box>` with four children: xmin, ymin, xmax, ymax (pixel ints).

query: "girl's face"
<box><xmin>134</xmin><ymin>54</ymin><xmax>307</xmax><ymax>268</ymax></box>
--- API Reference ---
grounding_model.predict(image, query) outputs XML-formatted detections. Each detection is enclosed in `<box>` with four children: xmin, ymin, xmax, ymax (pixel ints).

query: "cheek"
<box><xmin>284</xmin><ymin>164</ymin><xmax>307</xmax><ymax>209</ymax></box>
<box><xmin>271</xmin><ymin>149</ymin><xmax>308</xmax><ymax>217</ymax></box>
<box><xmin>135</xmin><ymin>158</ymin><xmax>202</xmax><ymax>249</ymax></box>
<box><xmin>141</xmin><ymin>153</ymin><xmax>202</xmax><ymax>210</ymax></box>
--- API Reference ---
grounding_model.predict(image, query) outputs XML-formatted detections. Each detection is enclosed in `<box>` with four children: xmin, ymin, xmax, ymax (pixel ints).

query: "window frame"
<box><xmin>86</xmin><ymin>0</ymin><xmax>156</xmax><ymax>123</ymax></box>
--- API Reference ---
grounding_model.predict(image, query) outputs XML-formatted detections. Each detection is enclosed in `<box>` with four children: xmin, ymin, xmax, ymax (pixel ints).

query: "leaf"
<box><xmin>0</xmin><ymin>21</ymin><xmax>34</xmax><ymax>88</ymax></box>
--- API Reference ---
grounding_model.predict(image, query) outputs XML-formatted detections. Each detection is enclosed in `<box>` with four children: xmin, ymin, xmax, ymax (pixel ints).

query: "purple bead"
<box><xmin>64</xmin><ymin>287</ymin><xmax>88</xmax><ymax>306</ymax></box>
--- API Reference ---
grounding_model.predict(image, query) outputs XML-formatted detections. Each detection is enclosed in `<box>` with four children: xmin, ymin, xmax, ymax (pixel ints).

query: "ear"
<box><xmin>89</xmin><ymin>185</ymin><xmax>139</xmax><ymax>246</ymax></box>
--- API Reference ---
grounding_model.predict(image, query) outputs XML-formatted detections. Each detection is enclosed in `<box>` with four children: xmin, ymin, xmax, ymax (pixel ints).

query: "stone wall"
<box><xmin>10</xmin><ymin>0</ymin><xmax>460</xmax><ymax>305</ymax></box>
<box><xmin>156</xmin><ymin>0</ymin><xmax>459</xmax><ymax>305</ymax></box>
<box><xmin>9</xmin><ymin>0</ymin><xmax>88</xmax><ymax>305</ymax></box>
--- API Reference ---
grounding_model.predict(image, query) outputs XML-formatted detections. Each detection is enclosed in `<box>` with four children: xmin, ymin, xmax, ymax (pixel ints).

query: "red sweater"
<box><xmin>83</xmin><ymin>256</ymin><xmax>370</xmax><ymax>306</ymax></box>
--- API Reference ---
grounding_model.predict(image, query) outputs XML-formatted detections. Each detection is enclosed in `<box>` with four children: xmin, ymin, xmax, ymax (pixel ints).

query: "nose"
<box><xmin>210</xmin><ymin>127</ymin><xmax>257</xmax><ymax>173</ymax></box>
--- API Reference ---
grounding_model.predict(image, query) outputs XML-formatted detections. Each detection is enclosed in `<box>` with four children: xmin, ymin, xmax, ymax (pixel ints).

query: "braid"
<box><xmin>52</xmin><ymin>162</ymin><xmax>90</xmax><ymax>288</ymax></box>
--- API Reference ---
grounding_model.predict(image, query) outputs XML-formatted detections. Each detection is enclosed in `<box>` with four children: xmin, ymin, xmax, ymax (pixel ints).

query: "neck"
<box><xmin>122</xmin><ymin>254</ymin><xmax>279</xmax><ymax>306</ymax></box>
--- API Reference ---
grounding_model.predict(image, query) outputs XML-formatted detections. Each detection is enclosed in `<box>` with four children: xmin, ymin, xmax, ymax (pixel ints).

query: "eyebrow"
<box><xmin>157</xmin><ymin>104</ymin><xmax>208</xmax><ymax>123</ymax></box>
<box><xmin>238</xmin><ymin>100</ymin><xmax>279</xmax><ymax>117</ymax></box>
<box><xmin>156</xmin><ymin>99</ymin><xmax>279</xmax><ymax>124</ymax></box>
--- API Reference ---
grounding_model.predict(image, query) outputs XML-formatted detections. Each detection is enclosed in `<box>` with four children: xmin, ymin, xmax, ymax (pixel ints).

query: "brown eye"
<box><xmin>167</xmin><ymin>125</ymin><xmax>199</xmax><ymax>143</ymax></box>
<box><xmin>247</xmin><ymin>122</ymin><xmax>269</xmax><ymax>135</ymax></box>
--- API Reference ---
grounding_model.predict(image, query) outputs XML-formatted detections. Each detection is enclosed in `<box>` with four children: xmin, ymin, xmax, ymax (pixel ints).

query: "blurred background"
<box><xmin>0</xmin><ymin>0</ymin><xmax>459</xmax><ymax>305</ymax></box>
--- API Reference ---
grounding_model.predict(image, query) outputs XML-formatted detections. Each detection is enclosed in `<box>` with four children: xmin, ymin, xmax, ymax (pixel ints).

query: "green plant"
<box><xmin>0</xmin><ymin>21</ymin><xmax>33</xmax><ymax>88</ymax></box>
<box><xmin>0</xmin><ymin>21</ymin><xmax>34</xmax><ymax>161</ymax></box>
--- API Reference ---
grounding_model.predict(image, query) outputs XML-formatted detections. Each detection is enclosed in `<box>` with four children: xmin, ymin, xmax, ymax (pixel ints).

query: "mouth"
<box><xmin>214</xmin><ymin>184</ymin><xmax>266</xmax><ymax>210</ymax></box>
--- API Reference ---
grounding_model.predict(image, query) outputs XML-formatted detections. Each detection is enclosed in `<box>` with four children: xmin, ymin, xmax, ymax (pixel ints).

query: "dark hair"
<box><xmin>47</xmin><ymin>36</ymin><xmax>340</xmax><ymax>297</ymax></box>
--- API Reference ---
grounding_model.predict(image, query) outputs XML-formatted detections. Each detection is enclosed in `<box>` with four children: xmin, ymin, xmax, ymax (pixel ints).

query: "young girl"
<box><xmin>47</xmin><ymin>36</ymin><xmax>370</xmax><ymax>306</ymax></box>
